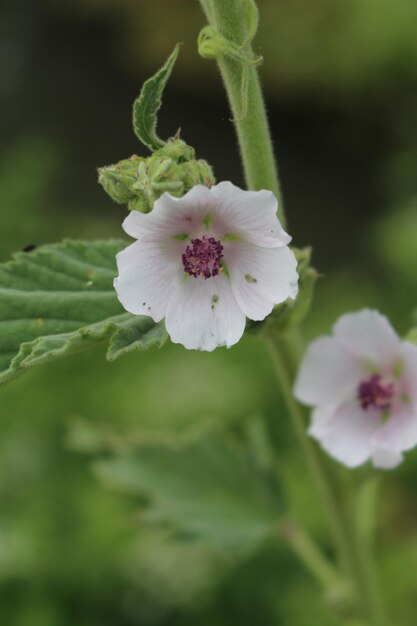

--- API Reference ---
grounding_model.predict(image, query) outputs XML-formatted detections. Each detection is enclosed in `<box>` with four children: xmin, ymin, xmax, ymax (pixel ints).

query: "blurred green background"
<box><xmin>1</xmin><ymin>1</ymin><xmax>417</xmax><ymax>624</ymax></box>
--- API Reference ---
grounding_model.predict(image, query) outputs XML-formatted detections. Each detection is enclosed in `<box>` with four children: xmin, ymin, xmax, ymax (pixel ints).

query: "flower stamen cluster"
<box><xmin>357</xmin><ymin>374</ymin><xmax>395</xmax><ymax>412</ymax></box>
<box><xmin>182</xmin><ymin>236</ymin><xmax>223</xmax><ymax>279</ymax></box>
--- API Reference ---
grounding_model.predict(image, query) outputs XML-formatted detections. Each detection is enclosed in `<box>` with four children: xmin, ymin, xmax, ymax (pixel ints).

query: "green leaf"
<box><xmin>132</xmin><ymin>45</ymin><xmax>180</xmax><ymax>152</ymax></box>
<box><xmin>0</xmin><ymin>239</ymin><xmax>167</xmax><ymax>385</ymax></box>
<box><xmin>94</xmin><ymin>431</ymin><xmax>282</xmax><ymax>556</ymax></box>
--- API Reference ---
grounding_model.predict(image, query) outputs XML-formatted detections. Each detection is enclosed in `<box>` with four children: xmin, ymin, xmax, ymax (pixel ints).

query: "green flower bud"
<box><xmin>155</xmin><ymin>140</ymin><xmax>196</xmax><ymax>163</ymax></box>
<box><xmin>98</xmin><ymin>140</ymin><xmax>215</xmax><ymax>213</ymax></box>
<box><xmin>181</xmin><ymin>159</ymin><xmax>216</xmax><ymax>188</ymax></box>
<box><xmin>98</xmin><ymin>155</ymin><xmax>144</xmax><ymax>205</ymax></box>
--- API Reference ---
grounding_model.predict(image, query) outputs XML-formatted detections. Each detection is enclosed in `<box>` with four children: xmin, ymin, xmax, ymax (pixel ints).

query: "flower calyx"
<box><xmin>98</xmin><ymin>140</ymin><xmax>215</xmax><ymax>213</ymax></box>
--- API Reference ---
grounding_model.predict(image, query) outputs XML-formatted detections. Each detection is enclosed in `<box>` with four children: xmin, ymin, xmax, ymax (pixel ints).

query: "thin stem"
<box><xmin>198</xmin><ymin>0</ymin><xmax>284</xmax><ymax>224</ymax></box>
<box><xmin>268</xmin><ymin>332</ymin><xmax>388</xmax><ymax>626</ymax></box>
<box><xmin>278</xmin><ymin>519</ymin><xmax>341</xmax><ymax>590</ymax></box>
<box><xmin>349</xmin><ymin>475</ymin><xmax>387</xmax><ymax>625</ymax></box>
<box><xmin>267</xmin><ymin>333</ymin><xmax>355</xmax><ymax>579</ymax></box>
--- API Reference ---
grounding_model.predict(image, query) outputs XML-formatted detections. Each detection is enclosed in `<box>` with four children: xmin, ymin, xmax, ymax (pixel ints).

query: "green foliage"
<box><xmin>94</xmin><ymin>429</ymin><xmax>282</xmax><ymax>556</ymax></box>
<box><xmin>0</xmin><ymin>137</ymin><xmax>61</xmax><ymax>262</ymax></box>
<box><xmin>373</xmin><ymin>198</ymin><xmax>417</xmax><ymax>286</ymax></box>
<box><xmin>0</xmin><ymin>240</ymin><xmax>166</xmax><ymax>385</ymax></box>
<box><xmin>3</xmin><ymin>2</ymin><xmax>417</xmax><ymax>625</ymax></box>
<box><xmin>132</xmin><ymin>44</ymin><xmax>180</xmax><ymax>152</ymax></box>
<box><xmin>406</xmin><ymin>327</ymin><xmax>417</xmax><ymax>344</ymax></box>
<box><xmin>123</xmin><ymin>528</ymin><xmax>231</xmax><ymax>613</ymax></box>
<box><xmin>62</xmin><ymin>0</ymin><xmax>417</xmax><ymax>102</ymax></box>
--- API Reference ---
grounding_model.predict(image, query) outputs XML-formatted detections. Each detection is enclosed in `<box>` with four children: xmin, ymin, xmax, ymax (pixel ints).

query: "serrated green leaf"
<box><xmin>133</xmin><ymin>45</ymin><xmax>180</xmax><ymax>152</ymax></box>
<box><xmin>94</xmin><ymin>432</ymin><xmax>282</xmax><ymax>556</ymax></box>
<box><xmin>127</xmin><ymin>528</ymin><xmax>231</xmax><ymax>610</ymax></box>
<box><xmin>0</xmin><ymin>239</ymin><xmax>167</xmax><ymax>386</ymax></box>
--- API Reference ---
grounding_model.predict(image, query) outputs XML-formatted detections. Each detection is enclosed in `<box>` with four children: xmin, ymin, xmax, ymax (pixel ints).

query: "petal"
<box><xmin>294</xmin><ymin>337</ymin><xmax>364</xmax><ymax>406</ymax></box>
<box><xmin>210</xmin><ymin>181</ymin><xmax>291</xmax><ymax>248</ymax></box>
<box><xmin>371</xmin><ymin>401</ymin><xmax>417</xmax><ymax>468</ymax></box>
<box><xmin>151</xmin><ymin>185</ymin><xmax>217</xmax><ymax>233</ymax></box>
<box><xmin>227</xmin><ymin>242</ymin><xmax>298</xmax><ymax>321</ymax></box>
<box><xmin>122</xmin><ymin>210</ymin><xmax>151</xmax><ymax>239</ymax></box>
<box><xmin>309</xmin><ymin>400</ymin><xmax>380</xmax><ymax>468</ymax></box>
<box><xmin>123</xmin><ymin>185</ymin><xmax>217</xmax><ymax>241</ymax></box>
<box><xmin>114</xmin><ymin>240</ymin><xmax>181</xmax><ymax>321</ymax></box>
<box><xmin>309</xmin><ymin>405</ymin><xmax>334</xmax><ymax>437</ymax></box>
<box><xmin>371</xmin><ymin>447</ymin><xmax>403</xmax><ymax>469</ymax></box>
<box><xmin>371</xmin><ymin>407</ymin><xmax>417</xmax><ymax>454</ymax></box>
<box><xmin>333</xmin><ymin>309</ymin><xmax>400</xmax><ymax>366</ymax></box>
<box><xmin>164</xmin><ymin>274</ymin><xmax>246</xmax><ymax>351</ymax></box>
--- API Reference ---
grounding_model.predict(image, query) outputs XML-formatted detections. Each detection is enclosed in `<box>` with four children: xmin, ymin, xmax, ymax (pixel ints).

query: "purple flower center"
<box><xmin>357</xmin><ymin>375</ymin><xmax>395</xmax><ymax>412</ymax></box>
<box><xmin>182</xmin><ymin>236</ymin><xmax>224</xmax><ymax>279</ymax></box>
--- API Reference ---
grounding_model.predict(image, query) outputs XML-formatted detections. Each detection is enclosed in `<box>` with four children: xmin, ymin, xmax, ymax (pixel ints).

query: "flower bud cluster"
<box><xmin>98</xmin><ymin>140</ymin><xmax>215</xmax><ymax>213</ymax></box>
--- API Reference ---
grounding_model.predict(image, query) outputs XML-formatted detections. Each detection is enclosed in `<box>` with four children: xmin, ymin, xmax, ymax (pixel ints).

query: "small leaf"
<box><xmin>94</xmin><ymin>431</ymin><xmax>282</xmax><ymax>556</ymax></box>
<box><xmin>0</xmin><ymin>239</ymin><xmax>167</xmax><ymax>385</ymax></box>
<box><xmin>133</xmin><ymin>45</ymin><xmax>180</xmax><ymax>152</ymax></box>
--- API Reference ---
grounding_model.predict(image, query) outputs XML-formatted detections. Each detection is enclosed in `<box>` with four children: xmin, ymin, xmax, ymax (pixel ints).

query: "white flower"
<box><xmin>114</xmin><ymin>181</ymin><xmax>298</xmax><ymax>351</ymax></box>
<box><xmin>294</xmin><ymin>309</ymin><xmax>417</xmax><ymax>469</ymax></box>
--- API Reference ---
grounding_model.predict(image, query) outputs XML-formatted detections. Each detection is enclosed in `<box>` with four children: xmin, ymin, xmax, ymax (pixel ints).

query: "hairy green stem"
<box><xmin>196</xmin><ymin>1</ymin><xmax>386</xmax><ymax>623</ymax></box>
<box><xmin>198</xmin><ymin>0</ymin><xmax>284</xmax><ymax>223</ymax></box>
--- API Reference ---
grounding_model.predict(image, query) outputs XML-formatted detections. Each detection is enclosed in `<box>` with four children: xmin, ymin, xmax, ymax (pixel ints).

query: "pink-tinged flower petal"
<box><xmin>401</xmin><ymin>341</ymin><xmax>417</xmax><ymax>406</ymax></box>
<box><xmin>333</xmin><ymin>309</ymin><xmax>400</xmax><ymax>365</ymax></box>
<box><xmin>371</xmin><ymin>447</ymin><xmax>403</xmax><ymax>469</ymax></box>
<box><xmin>152</xmin><ymin>185</ymin><xmax>216</xmax><ymax>233</ymax></box>
<box><xmin>122</xmin><ymin>210</ymin><xmax>151</xmax><ymax>239</ymax></box>
<box><xmin>371</xmin><ymin>407</ymin><xmax>417</xmax><ymax>454</ymax></box>
<box><xmin>210</xmin><ymin>181</ymin><xmax>290</xmax><ymax>248</ymax></box>
<box><xmin>123</xmin><ymin>185</ymin><xmax>217</xmax><ymax>241</ymax></box>
<box><xmin>164</xmin><ymin>274</ymin><xmax>246</xmax><ymax>351</ymax></box>
<box><xmin>227</xmin><ymin>242</ymin><xmax>298</xmax><ymax>321</ymax></box>
<box><xmin>295</xmin><ymin>337</ymin><xmax>364</xmax><ymax>406</ymax></box>
<box><xmin>309</xmin><ymin>401</ymin><xmax>380</xmax><ymax>468</ymax></box>
<box><xmin>309</xmin><ymin>405</ymin><xmax>334</xmax><ymax>437</ymax></box>
<box><xmin>114</xmin><ymin>240</ymin><xmax>181</xmax><ymax>321</ymax></box>
<box><xmin>308</xmin><ymin>407</ymin><xmax>411</xmax><ymax>469</ymax></box>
